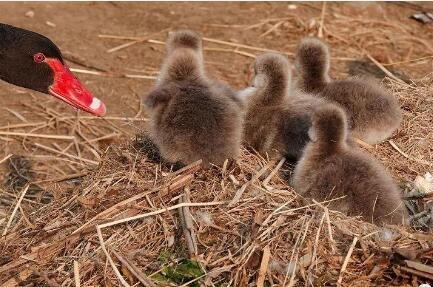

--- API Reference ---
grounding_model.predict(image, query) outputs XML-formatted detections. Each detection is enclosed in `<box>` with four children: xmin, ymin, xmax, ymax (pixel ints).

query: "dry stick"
<box><xmin>179</xmin><ymin>194</ymin><xmax>198</xmax><ymax>257</ymax></box>
<box><xmin>405</xmin><ymin>260</ymin><xmax>433</xmax><ymax>274</ymax></box>
<box><xmin>337</xmin><ymin>236</ymin><xmax>359</xmax><ymax>286</ymax></box>
<box><xmin>107</xmin><ymin>40</ymin><xmax>141</xmax><ymax>53</ymax></box>
<box><xmin>318</xmin><ymin>1</ymin><xmax>327</xmax><ymax>38</ymax></box>
<box><xmin>0</xmin><ymin>121</ymin><xmax>44</xmax><ymax>130</ymax></box>
<box><xmin>287</xmin><ymin>218</ymin><xmax>313</xmax><ymax>287</ymax></box>
<box><xmin>4</xmin><ymin>107</ymin><xmax>27</xmax><ymax>122</ymax></box>
<box><xmin>99</xmin><ymin>33</ymin><xmax>280</xmax><ymax>54</ymax></box>
<box><xmin>256</xmin><ymin>245</ymin><xmax>271</xmax><ymax>287</ymax></box>
<box><xmin>111</xmin><ymin>250</ymin><xmax>157</xmax><ymax>287</ymax></box>
<box><xmin>310</xmin><ymin>213</ymin><xmax>326</xmax><ymax>273</ymax></box>
<box><xmin>229</xmin><ymin>163</ymin><xmax>272</xmax><ymax>207</ymax></box>
<box><xmin>74</xmin><ymin>260</ymin><xmax>81</xmax><ymax>287</ymax></box>
<box><xmin>96</xmin><ymin>227</ymin><xmax>131</xmax><ymax>287</ymax></box>
<box><xmin>0</xmin><ymin>131</ymin><xmax>75</xmax><ymax>140</ymax></box>
<box><xmin>106</xmin><ymin>28</ymin><xmax>171</xmax><ymax>53</ymax></box>
<box><xmin>202</xmin><ymin>37</ymin><xmax>293</xmax><ymax>55</ymax></box>
<box><xmin>0</xmin><ymin>231</ymin><xmax>85</xmax><ymax>274</ymax></box>
<box><xmin>354</xmin><ymin>138</ymin><xmax>374</xmax><ymax>150</ymax></box>
<box><xmin>399</xmin><ymin>266</ymin><xmax>433</xmax><ymax>281</ymax></box>
<box><xmin>0</xmin><ymin>154</ymin><xmax>12</xmax><ymax>165</ymax></box>
<box><xmin>72</xmin><ymin>168</ymin><xmax>198</xmax><ymax>234</ymax></box>
<box><xmin>33</xmin><ymin>142</ymin><xmax>99</xmax><ymax>165</ymax></box>
<box><xmin>205</xmin><ymin>47</ymin><xmax>256</xmax><ymax>58</ymax></box>
<box><xmin>88</xmin><ymin>132</ymin><xmax>119</xmax><ymax>143</ymax></box>
<box><xmin>275</xmin><ymin>195</ymin><xmax>347</xmax><ymax>216</ymax></box>
<box><xmin>260</xmin><ymin>21</ymin><xmax>284</xmax><ymax>38</ymax></box>
<box><xmin>19</xmin><ymin>205</ymin><xmax>35</xmax><ymax>229</ymax></box>
<box><xmin>262</xmin><ymin>157</ymin><xmax>286</xmax><ymax>190</ymax></box>
<box><xmin>98</xmin><ymin>34</ymin><xmax>144</xmax><ymax>40</ymax></box>
<box><xmin>75</xmin><ymin>129</ymin><xmax>101</xmax><ymax>159</ymax></box>
<box><xmin>388</xmin><ymin>140</ymin><xmax>431</xmax><ymax>166</ymax></box>
<box><xmin>69</xmin><ymin>68</ymin><xmax>157</xmax><ymax>80</ymax></box>
<box><xmin>366</xmin><ymin>54</ymin><xmax>406</xmax><ymax>84</ymax></box>
<box><xmin>98</xmin><ymin>201</ymin><xmax>226</xmax><ymax>230</ymax></box>
<box><xmin>383</xmin><ymin>55</ymin><xmax>433</xmax><ymax>66</ymax></box>
<box><xmin>312</xmin><ymin>199</ymin><xmax>336</xmax><ymax>253</ymax></box>
<box><xmin>2</xmin><ymin>184</ymin><xmax>30</xmax><ymax>236</ymax></box>
<box><xmin>324</xmin><ymin>209</ymin><xmax>336</xmax><ymax>254</ymax></box>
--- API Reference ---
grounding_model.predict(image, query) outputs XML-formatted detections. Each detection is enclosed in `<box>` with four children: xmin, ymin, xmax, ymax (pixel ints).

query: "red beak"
<box><xmin>45</xmin><ymin>58</ymin><xmax>106</xmax><ymax>116</ymax></box>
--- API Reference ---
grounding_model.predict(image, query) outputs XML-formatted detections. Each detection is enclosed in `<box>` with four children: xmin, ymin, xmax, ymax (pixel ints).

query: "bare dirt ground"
<box><xmin>1</xmin><ymin>2</ymin><xmax>433</xmax><ymax>286</ymax></box>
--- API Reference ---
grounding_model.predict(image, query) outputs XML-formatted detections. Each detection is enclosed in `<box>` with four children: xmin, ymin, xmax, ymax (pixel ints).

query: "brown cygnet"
<box><xmin>292</xmin><ymin>103</ymin><xmax>407</xmax><ymax>225</ymax></box>
<box><xmin>294</xmin><ymin>37</ymin><xmax>402</xmax><ymax>144</ymax></box>
<box><xmin>240</xmin><ymin>52</ymin><xmax>328</xmax><ymax>160</ymax></box>
<box><xmin>143</xmin><ymin>30</ymin><xmax>244</xmax><ymax>166</ymax></box>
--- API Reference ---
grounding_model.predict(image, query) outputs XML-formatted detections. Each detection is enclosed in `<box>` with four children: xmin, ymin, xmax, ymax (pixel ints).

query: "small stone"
<box><xmin>288</xmin><ymin>4</ymin><xmax>297</xmax><ymax>10</ymax></box>
<box><xmin>46</xmin><ymin>21</ymin><xmax>56</xmax><ymax>27</ymax></box>
<box><xmin>25</xmin><ymin>11</ymin><xmax>35</xmax><ymax>18</ymax></box>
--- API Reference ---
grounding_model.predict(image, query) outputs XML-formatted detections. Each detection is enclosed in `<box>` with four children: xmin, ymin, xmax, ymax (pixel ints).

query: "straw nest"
<box><xmin>0</xmin><ymin>75</ymin><xmax>432</xmax><ymax>287</ymax></box>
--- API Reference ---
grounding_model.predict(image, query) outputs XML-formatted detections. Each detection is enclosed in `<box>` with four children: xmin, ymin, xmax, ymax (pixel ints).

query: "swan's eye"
<box><xmin>33</xmin><ymin>53</ymin><xmax>46</xmax><ymax>63</ymax></box>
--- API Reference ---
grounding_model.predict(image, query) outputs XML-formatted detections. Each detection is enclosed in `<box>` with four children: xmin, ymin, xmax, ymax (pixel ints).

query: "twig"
<box><xmin>205</xmin><ymin>47</ymin><xmax>256</xmax><ymax>58</ymax></box>
<box><xmin>0</xmin><ymin>122</ymin><xmax>45</xmax><ymax>130</ymax></box>
<box><xmin>382</xmin><ymin>55</ymin><xmax>433</xmax><ymax>66</ymax></box>
<box><xmin>111</xmin><ymin>250</ymin><xmax>157</xmax><ymax>287</ymax></box>
<box><xmin>312</xmin><ymin>199</ymin><xmax>336</xmax><ymax>253</ymax></box>
<box><xmin>0</xmin><ymin>131</ymin><xmax>75</xmax><ymax>140</ymax></box>
<box><xmin>399</xmin><ymin>266</ymin><xmax>433</xmax><ymax>281</ymax></box>
<box><xmin>98</xmin><ymin>201</ymin><xmax>226</xmax><ymax>230</ymax></box>
<box><xmin>96</xmin><ymin>227</ymin><xmax>131</xmax><ymax>287</ymax></box>
<box><xmin>354</xmin><ymin>138</ymin><xmax>374</xmax><ymax>149</ymax></box>
<box><xmin>4</xmin><ymin>108</ymin><xmax>27</xmax><ymax>122</ymax></box>
<box><xmin>74</xmin><ymin>261</ymin><xmax>81</xmax><ymax>287</ymax></box>
<box><xmin>72</xmin><ymin>168</ymin><xmax>197</xmax><ymax>234</ymax></box>
<box><xmin>337</xmin><ymin>236</ymin><xmax>358</xmax><ymax>286</ymax></box>
<box><xmin>203</xmin><ymin>37</ymin><xmax>293</xmax><ymax>55</ymax></box>
<box><xmin>405</xmin><ymin>260</ymin><xmax>433</xmax><ymax>275</ymax></box>
<box><xmin>178</xmin><ymin>194</ymin><xmax>198</xmax><ymax>257</ymax></box>
<box><xmin>318</xmin><ymin>1</ymin><xmax>327</xmax><ymax>38</ymax></box>
<box><xmin>262</xmin><ymin>157</ymin><xmax>286</xmax><ymax>190</ymax></box>
<box><xmin>61</xmin><ymin>116</ymin><xmax>148</xmax><ymax>122</ymax></box>
<box><xmin>106</xmin><ymin>28</ymin><xmax>170</xmax><ymax>53</ymax></box>
<box><xmin>260</xmin><ymin>21</ymin><xmax>284</xmax><ymax>38</ymax></box>
<box><xmin>0</xmin><ymin>154</ymin><xmax>13</xmax><ymax>165</ymax></box>
<box><xmin>324</xmin><ymin>209</ymin><xmax>336</xmax><ymax>254</ymax></box>
<box><xmin>366</xmin><ymin>54</ymin><xmax>406</xmax><ymax>84</ymax></box>
<box><xmin>228</xmin><ymin>163</ymin><xmax>271</xmax><ymax>207</ymax></box>
<box><xmin>33</xmin><ymin>142</ymin><xmax>99</xmax><ymax>165</ymax></box>
<box><xmin>388</xmin><ymin>140</ymin><xmax>431</xmax><ymax>166</ymax></box>
<box><xmin>256</xmin><ymin>245</ymin><xmax>271</xmax><ymax>287</ymax></box>
<box><xmin>2</xmin><ymin>184</ymin><xmax>30</xmax><ymax>236</ymax></box>
<box><xmin>69</xmin><ymin>68</ymin><xmax>157</xmax><ymax>80</ymax></box>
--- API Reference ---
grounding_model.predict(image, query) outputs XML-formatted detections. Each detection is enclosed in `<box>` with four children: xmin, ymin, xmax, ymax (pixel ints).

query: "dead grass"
<box><xmin>1</xmin><ymin>128</ymin><xmax>432</xmax><ymax>286</ymax></box>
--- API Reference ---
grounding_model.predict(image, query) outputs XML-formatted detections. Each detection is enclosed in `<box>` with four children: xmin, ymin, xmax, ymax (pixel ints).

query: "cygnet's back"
<box><xmin>241</xmin><ymin>52</ymin><xmax>327</xmax><ymax>160</ymax></box>
<box><xmin>294</xmin><ymin>37</ymin><xmax>402</xmax><ymax>144</ymax></box>
<box><xmin>143</xmin><ymin>30</ymin><xmax>244</xmax><ymax>166</ymax></box>
<box><xmin>292</xmin><ymin>104</ymin><xmax>407</xmax><ymax>225</ymax></box>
